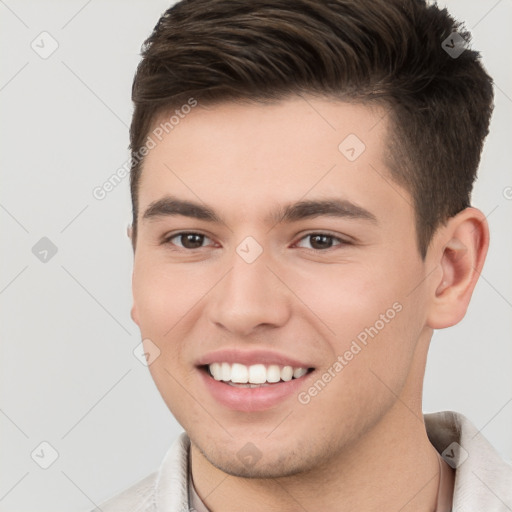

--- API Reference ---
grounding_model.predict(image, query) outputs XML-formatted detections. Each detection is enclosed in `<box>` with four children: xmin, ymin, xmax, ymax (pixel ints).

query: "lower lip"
<box><xmin>198</xmin><ymin>367</ymin><xmax>314</xmax><ymax>412</ymax></box>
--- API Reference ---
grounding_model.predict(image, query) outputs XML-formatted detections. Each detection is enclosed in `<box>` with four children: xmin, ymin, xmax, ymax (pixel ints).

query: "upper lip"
<box><xmin>195</xmin><ymin>348</ymin><xmax>314</xmax><ymax>369</ymax></box>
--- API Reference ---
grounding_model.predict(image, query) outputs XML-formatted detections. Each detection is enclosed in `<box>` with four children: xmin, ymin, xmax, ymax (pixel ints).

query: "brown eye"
<box><xmin>295</xmin><ymin>233</ymin><xmax>345</xmax><ymax>251</ymax></box>
<box><xmin>165</xmin><ymin>232</ymin><xmax>211</xmax><ymax>249</ymax></box>
<box><xmin>309</xmin><ymin>234</ymin><xmax>335</xmax><ymax>249</ymax></box>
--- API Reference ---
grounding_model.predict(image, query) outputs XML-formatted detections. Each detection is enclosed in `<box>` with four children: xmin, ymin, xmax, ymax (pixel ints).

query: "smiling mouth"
<box><xmin>200</xmin><ymin>363</ymin><xmax>315</xmax><ymax>388</ymax></box>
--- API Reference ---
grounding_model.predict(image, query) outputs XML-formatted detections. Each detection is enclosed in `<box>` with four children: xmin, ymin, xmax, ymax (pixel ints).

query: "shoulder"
<box><xmin>89</xmin><ymin>471</ymin><xmax>159</xmax><ymax>512</ymax></box>
<box><xmin>84</xmin><ymin>432</ymin><xmax>191</xmax><ymax>512</ymax></box>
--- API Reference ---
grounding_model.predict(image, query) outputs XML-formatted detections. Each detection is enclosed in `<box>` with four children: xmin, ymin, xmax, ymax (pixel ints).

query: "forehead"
<box><xmin>137</xmin><ymin>96</ymin><xmax>406</xmax><ymax>225</ymax></box>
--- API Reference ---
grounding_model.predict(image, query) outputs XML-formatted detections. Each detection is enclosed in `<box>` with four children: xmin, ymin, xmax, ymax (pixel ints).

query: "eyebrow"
<box><xmin>142</xmin><ymin>195</ymin><xmax>377</xmax><ymax>225</ymax></box>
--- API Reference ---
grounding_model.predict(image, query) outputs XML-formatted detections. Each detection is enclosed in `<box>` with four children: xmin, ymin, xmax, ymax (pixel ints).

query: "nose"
<box><xmin>206</xmin><ymin>250</ymin><xmax>292</xmax><ymax>337</ymax></box>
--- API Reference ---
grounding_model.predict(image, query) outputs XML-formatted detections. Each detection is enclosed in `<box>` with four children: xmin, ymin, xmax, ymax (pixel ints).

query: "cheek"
<box><xmin>133</xmin><ymin>255</ymin><xmax>203</xmax><ymax>423</ymax></box>
<box><xmin>131</xmin><ymin>256</ymin><xmax>193</xmax><ymax>395</ymax></box>
<box><xmin>132</xmin><ymin>253</ymin><xmax>207</xmax><ymax>335</ymax></box>
<box><xmin>290</xmin><ymin>261</ymin><xmax>403</xmax><ymax>342</ymax></box>
<box><xmin>290</xmin><ymin>261</ymin><xmax>422</xmax><ymax>389</ymax></box>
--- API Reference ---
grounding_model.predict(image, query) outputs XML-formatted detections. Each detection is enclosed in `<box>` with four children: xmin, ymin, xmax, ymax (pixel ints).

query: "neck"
<box><xmin>191</xmin><ymin>407</ymin><xmax>445</xmax><ymax>512</ymax></box>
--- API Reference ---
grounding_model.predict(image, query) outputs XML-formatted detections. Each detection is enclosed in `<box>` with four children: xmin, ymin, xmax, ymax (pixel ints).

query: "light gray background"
<box><xmin>1</xmin><ymin>1</ymin><xmax>511</xmax><ymax>510</ymax></box>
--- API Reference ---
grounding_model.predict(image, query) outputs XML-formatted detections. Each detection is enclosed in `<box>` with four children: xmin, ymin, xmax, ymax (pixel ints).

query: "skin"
<box><xmin>129</xmin><ymin>95</ymin><xmax>489</xmax><ymax>512</ymax></box>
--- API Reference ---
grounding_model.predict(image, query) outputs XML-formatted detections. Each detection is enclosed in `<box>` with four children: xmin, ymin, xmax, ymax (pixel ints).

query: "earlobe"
<box><xmin>427</xmin><ymin>208</ymin><xmax>489</xmax><ymax>329</ymax></box>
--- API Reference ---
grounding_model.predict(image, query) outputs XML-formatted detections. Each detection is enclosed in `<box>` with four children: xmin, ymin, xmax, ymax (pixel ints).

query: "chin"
<box><xmin>192</xmin><ymin>431</ymin><xmax>331</xmax><ymax>480</ymax></box>
<box><xmin>204</xmin><ymin>448</ymin><xmax>312</xmax><ymax>479</ymax></box>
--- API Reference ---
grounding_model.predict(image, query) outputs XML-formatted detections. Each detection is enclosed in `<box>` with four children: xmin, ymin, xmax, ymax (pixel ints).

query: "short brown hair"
<box><xmin>129</xmin><ymin>0</ymin><xmax>494</xmax><ymax>258</ymax></box>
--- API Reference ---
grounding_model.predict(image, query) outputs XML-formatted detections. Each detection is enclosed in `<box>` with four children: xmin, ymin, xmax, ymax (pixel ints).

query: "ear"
<box><xmin>130</xmin><ymin>304</ymin><xmax>140</xmax><ymax>326</ymax></box>
<box><xmin>127</xmin><ymin>224</ymin><xmax>137</xmax><ymax>253</ymax></box>
<box><xmin>127</xmin><ymin>224</ymin><xmax>139</xmax><ymax>325</ymax></box>
<box><xmin>426</xmin><ymin>207</ymin><xmax>489</xmax><ymax>329</ymax></box>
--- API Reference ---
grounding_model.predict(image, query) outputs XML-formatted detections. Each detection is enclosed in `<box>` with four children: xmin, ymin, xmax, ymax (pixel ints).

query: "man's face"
<box><xmin>131</xmin><ymin>96</ymin><xmax>432</xmax><ymax>477</ymax></box>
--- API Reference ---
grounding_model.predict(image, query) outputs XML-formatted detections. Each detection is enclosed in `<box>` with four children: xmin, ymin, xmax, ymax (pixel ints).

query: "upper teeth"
<box><xmin>208</xmin><ymin>363</ymin><xmax>308</xmax><ymax>384</ymax></box>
